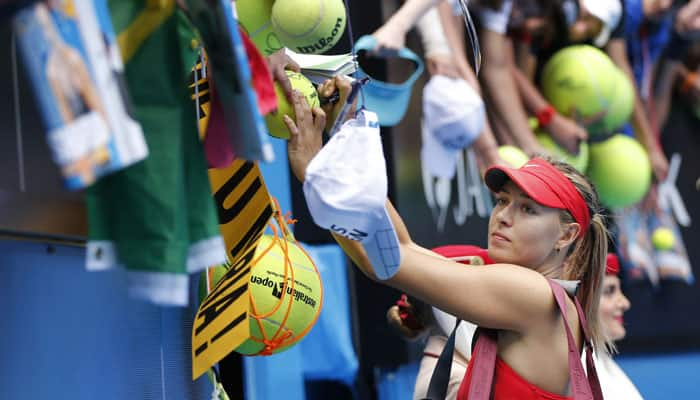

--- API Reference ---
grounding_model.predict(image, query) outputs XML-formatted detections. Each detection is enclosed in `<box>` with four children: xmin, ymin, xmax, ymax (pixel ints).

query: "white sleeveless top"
<box><xmin>590</xmin><ymin>352</ymin><xmax>644</xmax><ymax>400</ymax></box>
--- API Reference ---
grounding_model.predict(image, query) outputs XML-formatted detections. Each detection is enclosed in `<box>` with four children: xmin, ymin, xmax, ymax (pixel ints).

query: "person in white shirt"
<box><xmin>594</xmin><ymin>253</ymin><xmax>644</xmax><ymax>400</ymax></box>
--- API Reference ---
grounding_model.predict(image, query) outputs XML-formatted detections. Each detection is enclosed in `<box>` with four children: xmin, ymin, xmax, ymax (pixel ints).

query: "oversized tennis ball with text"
<box><xmin>235</xmin><ymin>0</ymin><xmax>283</xmax><ymax>56</ymax></box>
<box><xmin>235</xmin><ymin>235</ymin><xmax>323</xmax><ymax>356</ymax></box>
<box><xmin>651</xmin><ymin>227</ymin><xmax>675</xmax><ymax>250</ymax></box>
<box><xmin>535</xmin><ymin>132</ymin><xmax>589</xmax><ymax>173</ymax></box>
<box><xmin>271</xmin><ymin>0</ymin><xmax>347</xmax><ymax>54</ymax></box>
<box><xmin>498</xmin><ymin>145</ymin><xmax>529</xmax><ymax>168</ymax></box>
<box><xmin>197</xmin><ymin>264</ymin><xmax>228</xmax><ymax>305</ymax></box>
<box><xmin>587</xmin><ymin>134</ymin><xmax>651</xmax><ymax>209</ymax></box>
<box><xmin>599</xmin><ymin>68</ymin><xmax>634</xmax><ymax>137</ymax></box>
<box><xmin>264</xmin><ymin>71</ymin><xmax>320</xmax><ymax>139</ymax></box>
<box><xmin>541</xmin><ymin>45</ymin><xmax>617</xmax><ymax>135</ymax></box>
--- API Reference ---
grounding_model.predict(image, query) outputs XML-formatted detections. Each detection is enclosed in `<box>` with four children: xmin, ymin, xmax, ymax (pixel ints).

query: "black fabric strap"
<box><xmin>423</xmin><ymin>319</ymin><xmax>461</xmax><ymax>400</ymax></box>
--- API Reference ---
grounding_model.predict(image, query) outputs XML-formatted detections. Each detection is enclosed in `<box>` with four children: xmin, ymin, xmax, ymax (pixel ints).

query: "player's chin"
<box><xmin>487</xmin><ymin>246</ymin><xmax>514</xmax><ymax>264</ymax></box>
<box><xmin>610</xmin><ymin>323</ymin><xmax>626</xmax><ymax>341</ymax></box>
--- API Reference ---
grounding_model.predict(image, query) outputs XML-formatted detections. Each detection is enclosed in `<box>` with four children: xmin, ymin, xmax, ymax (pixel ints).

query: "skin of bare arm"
<box><xmin>653</xmin><ymin>59</ymin><xmax>684</xmax><ymax>130</ymax></box>
<box><xmin>372</xmin><ymin>0</ymin><xmax>443</xmax><ymax>51</ymax></box>
<box><xmin>606</xmin><ymin>38</ymin><xmax>669</xmax><ymax>181</ymax></box>
<box><xmin>511</xmin><ymin>64</ymin><xmax>588</xmax><ymax>154</ymax></box>
<box><xmin>479</xmin><ymin>29</ymin><xmax>544</xmax><ymax>156</ymax></box>
<box><xmin>676</xmin><ymin>0</ymin><xmax>700</xmax><ymax>33</ymax></box>
<box><xmin>330</xmin><ymin>199</ymin><xmax>569</xmax><ymax>333</ymax></box>
<box><xmin>285</xmin><ymin>75</ymin><xmax>582</xmax><ymax>332</ymax></box>
<box><xmin>436</xmin><ymin>2</ymin><xmax>504</xmax><ymax>169</ymax></box>
<box><xmin>514</xmin><ymin>40</ymin><xmax>537</xmax><ymax>80</ymax></box>
<box><xmin>285</xmin><ymin>76</ymin><xmax>588</xmax><ymax>394</ymax></box>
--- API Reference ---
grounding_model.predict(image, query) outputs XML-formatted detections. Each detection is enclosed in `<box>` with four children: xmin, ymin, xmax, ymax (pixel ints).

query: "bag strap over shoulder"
<box><xmin>572</xmin><ymin>288</ymin><xmax>604</xmax><ymax>400</ymax></box>
<box><xmin>465</xmin><ymin>279</ymin><xmax>604</xmax><ymax>400</ymax></box>
<box><xmin>466</xmin><ymin>327</ymin><xmax>498</xmax><ymax>400</ymax></box>
<box><xmin>423</xmin><ymin>319</ymin><xmax>462</xmax><ymax>400</ymax></box>
<box><xmin>546</xmin><ymin>278</ymin><xmax>604</xmax><ymax>400</ymax></box>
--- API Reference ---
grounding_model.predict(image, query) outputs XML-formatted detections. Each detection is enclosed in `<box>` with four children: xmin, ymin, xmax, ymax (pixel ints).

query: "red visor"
<box><xmin>432</xmin><ymin>245</ymin><xmax>493</xmax><ymax>265</ymax></box>
<box><xmin>606</xmin><ymin>253</ymin><xmax>620</xmax><ymax>275</ymax></box>
<box><xmin>485</xmin><ymin>158</ymin><xmax>591</xmax><ymax>237</ymax></box>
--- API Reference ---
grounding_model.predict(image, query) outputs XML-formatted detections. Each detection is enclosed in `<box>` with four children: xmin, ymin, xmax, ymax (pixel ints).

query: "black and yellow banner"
<box><xmin>192</xmin><ymin>160</ymin><xmax>273</xmax><ymax>379</ymax></box>
<box><xmin>190</xmin><ymin>56</ymin><xmax>274</xmax><ymax>379</ymax></box>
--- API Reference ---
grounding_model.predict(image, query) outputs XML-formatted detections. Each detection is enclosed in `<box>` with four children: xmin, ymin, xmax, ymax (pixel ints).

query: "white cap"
<box><xmin>421</xmin><ymin>75</ymin><xmax>485</xmax><ymax>179</ymax></box>
<box><xmin>582</xmin><ymin>0</ymin><xmax>622</xmax><ymax>47</ymax></box>
<box><xmin>303</xmin><ymin>110</ymin><xmax>401</xmax><ymax>280</ymax></box>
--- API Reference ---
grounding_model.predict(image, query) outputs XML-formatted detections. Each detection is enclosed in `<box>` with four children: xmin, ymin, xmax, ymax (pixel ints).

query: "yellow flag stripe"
<box><xmin>117</xmin><ymin>0</ymin><xmax>175</xmax><ymax>63</ymax></box>
<box><xmin>192</xmin><ymin>160</ymin><xmax>273</xmax><ymax>379</ymax></box>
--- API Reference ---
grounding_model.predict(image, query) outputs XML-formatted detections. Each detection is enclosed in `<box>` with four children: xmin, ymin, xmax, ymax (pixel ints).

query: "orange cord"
<box><xmin>201</xmin><ymin>196</ymin><xmax>321</xmax><ymax>356</ymax></box>
<box><xmin>246</xmin><ymin>196</ymin><xmax>323</xmax><ymax>356</ymax></box>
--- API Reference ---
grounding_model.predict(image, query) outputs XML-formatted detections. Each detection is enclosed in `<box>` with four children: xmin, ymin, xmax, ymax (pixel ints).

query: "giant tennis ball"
<box><xmin>235</xmin><ymin>0</ymin><xmax>283</xmax><ymax>56</ymax></box>
<box><xmin>535</xmin><ymin>132</ymin><xmax>589</xmax><ymax>173</ymax></box>
<box><xmin>599</xmin><ymin>68</ymin><xmax>634</xmax><ymax>136</ymax></box>
<box><xmin>198</xmin><ymin>265</ymin><xmax>228</xmax><ymax>305</ymax></box>
<box><xmin>235</xmin><ymin>235</ymin><xmax>323</xmax><ymax>355</ymax></box>
<box><xmin>264</xmin><ymin>71</ymin><xmax>320</xmax><ymax>139</ymax></box>
<box><xmin>271</xmin><ymin>0</ymin><xmax>347</xmax><ymax>54</ymax></box>
<box><xmin>498</xmin><ymin>145</ymin><xmax>529</xmax><ymax>168</ymax></box>
<box><xmin>651</xmin><ymin>227</ymin><xmax>675</xmax><ymax>250</ymax></box>
<box><xmin>587</xmin><ymin>134</ymin><xmax>651</xmax><ymax>209</ymax></box>
<box><xmin>541</xmin><ymin>45</ymin><xmax>617</xmax><ymax>136</ymax></box>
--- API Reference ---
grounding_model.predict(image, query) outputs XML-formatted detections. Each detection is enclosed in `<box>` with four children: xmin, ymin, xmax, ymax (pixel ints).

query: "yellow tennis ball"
<box><xmin>600</xmin><ymin>68</ymin><xmax>634</xmax><ymax>136</ymax></box>
<box><xmin>235</xmin><ymin>235</ymin><xmax>323</xmax><ymax>356</ymax></box>
<box><xmin>651</xmin><ymin>228</ymin><xmax>675</xmax><ymax>251</ymax></box>
<box><xmin>271</xmin><ymin>0</ymin><xmax>347</xmax><ymax>54</ymax></box>
<box><xmin>541</xmin><ymin>45</ymin><xmax>617</xmax><ymax>135</ymax></box>
<box><xmin>587</xmin><ymin>134</ymin><xmax>651</xmax><ymax>209</ymax></box>
<box><xmin>498</xmin><ymin>145</ymin><xmax>529</xmax><ymax>168</ymax></box>
<box><xmin>264</xmin><ymin>71</ymin><xmax>320</xmax><ymax>139</ymax></box>
<box><xmin>235</xmin><ymin>0</ymin><xmax>283</xmax><ymax>55</ymax></box>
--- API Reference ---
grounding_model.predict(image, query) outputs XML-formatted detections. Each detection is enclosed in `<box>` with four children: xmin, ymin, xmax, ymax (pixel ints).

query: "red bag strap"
<box><xmin>547</xmin><ymin>279</ymin><xmax>603</xmax><ymax>400</ymax></box>
<box><xmin>466</xmin><ymin>328</ymin><xmax>498</xmax><ymax>400</ymax></box>
<box><xmin>465</xmin><ymin>280</ymin><xmax>603</xmax><ymax>400</ymax></box>
<box><xmin>572</xmin><ymin>290</ymin><xmax>604</xmax><ymax>400</ymax></box>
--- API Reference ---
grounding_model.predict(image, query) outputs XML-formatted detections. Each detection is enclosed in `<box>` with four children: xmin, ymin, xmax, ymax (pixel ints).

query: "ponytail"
<box><xmin>562</xmin><ymin>213</ymin><xmax>610</xmax><ymax>354</ymax></box>
<box><xmin>547</xmin><ymin>158</ymin><xmax>613</xmax><ymax>355</ymax></box>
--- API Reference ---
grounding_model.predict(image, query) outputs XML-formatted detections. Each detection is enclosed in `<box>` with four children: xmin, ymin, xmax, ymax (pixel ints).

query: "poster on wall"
<box><xmin>0</xmin><ymin>22</ymin><xmax>87</xmax><ymax>240</ymax></box>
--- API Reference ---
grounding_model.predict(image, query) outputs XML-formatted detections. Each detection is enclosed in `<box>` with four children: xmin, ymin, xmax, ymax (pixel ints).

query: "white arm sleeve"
<box><xmin>416</xmin><ymin>7</ymin><xmax>452</xmax><ymax>57</ymax></box>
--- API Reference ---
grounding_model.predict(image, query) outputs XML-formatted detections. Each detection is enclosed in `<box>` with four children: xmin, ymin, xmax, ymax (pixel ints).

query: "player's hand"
<box><xmin>285</xmin><ymin>90</ymin><xmax>326</xmax><ymax>183</ymax></box>
<box><xmin>649</xmin><ymin>146</ymin><xmax>669</xmax><ymax>182</ymax></box>
<box><xmin>267</xmin><ymin>48</ymin><xmax>301</xmax><ymax>103</ymax></box>
<box><xmin>317</xmin><ymin>75</ymin><xmax>356</xmax><ymax>132</ymax></box>
<box><xmin>371</xmin><ymin>22</ymin><xmax>408</xmax><ymax>53</ymax></box>
<box><xmin>546</xmin><ymin>114</ymin><xmax>588</xmax><ymax>154</ymax></box>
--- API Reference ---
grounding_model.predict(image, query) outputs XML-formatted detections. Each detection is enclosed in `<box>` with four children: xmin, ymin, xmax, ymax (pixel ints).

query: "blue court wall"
<box><xmin>0</xmin><ymin>239</ymin><xmax>211</xmax><ymax>400</ymax></box>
